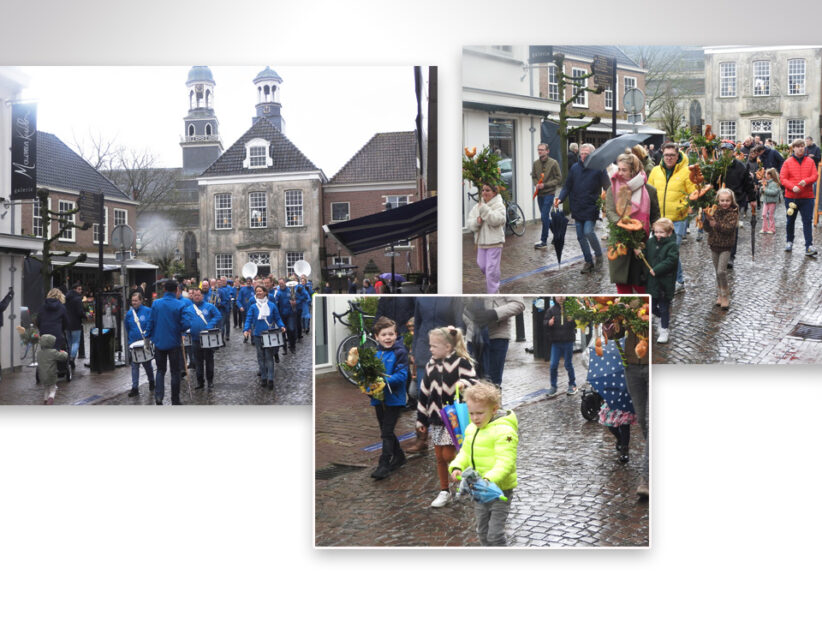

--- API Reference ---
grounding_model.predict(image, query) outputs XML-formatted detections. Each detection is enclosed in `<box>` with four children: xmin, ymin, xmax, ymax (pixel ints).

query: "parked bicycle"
<box><xmin>467</xmin><ymin>190</ymin><xmax>526</xmax><ymax>236</ymax></box>
<box><xmin>331</xmin><ymin>299</ymin><xmax>378</xmax><ymax>385</ymax></box>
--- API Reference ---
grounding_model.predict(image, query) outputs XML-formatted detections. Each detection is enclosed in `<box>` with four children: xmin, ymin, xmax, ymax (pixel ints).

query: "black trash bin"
<box><xmin>89</xmin><ymin>328</ymin><xmax>116</xmax><ymax>373</ymax></box>
<box><xmin>532</xmin><ymin>298</ymin><xmax>550</xmax><ymax>361</ymax></box>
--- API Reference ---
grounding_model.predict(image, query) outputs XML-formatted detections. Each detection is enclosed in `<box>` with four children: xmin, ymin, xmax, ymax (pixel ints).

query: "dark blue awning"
<box><xmin>323</xmin><ymin>195</ymin><xmax>437</xmax><ymax>255</ymax></box>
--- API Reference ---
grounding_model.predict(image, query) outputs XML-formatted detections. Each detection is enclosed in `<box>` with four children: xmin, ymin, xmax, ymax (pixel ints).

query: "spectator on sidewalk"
<box><xmin>543</xmin><ymin>296</ymin><xmax>577</xmax><ymax>398</ymax></box>
<box><xmin>531</xmin><ymin>143</ymin><xmax>562</xmax><ymax>250</ymax></box>
<box><xmin>466</xmin><ymin>183</ymin><xmax>507</xmax><ymax>293</ymax></box>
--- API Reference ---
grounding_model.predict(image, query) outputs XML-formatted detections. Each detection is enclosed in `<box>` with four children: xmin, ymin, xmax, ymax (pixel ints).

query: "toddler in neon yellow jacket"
<box><xmin>449</xmin><ymin>381</ymin><xmax>518</xmax><ymax>546</ymax></box>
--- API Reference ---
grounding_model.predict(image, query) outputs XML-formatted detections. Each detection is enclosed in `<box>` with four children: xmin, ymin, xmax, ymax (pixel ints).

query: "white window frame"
<box><xmin>751</xmin><ymin>120</ymin><xmax>772</xmax><ymax>135</ymax></box>
<box><xmin>286</xmin><ymin>251</ymin><xmax>304</xmax><ymax>276</ymax></box>
<box><xmin>58</xmin><ymin>199</ymin><xmax>76</xmax><ymax>242</ymax></box>
<box><xmin>93</xmin><ymin>206</ymin><xmax>109</xmax><ymax>245</ymax></box>
<box><xmin>719</xmin><ymin>121</ymin><xmax>737</xmax><ymax>141</ymax></box>
<box><xmin>32</xmin><ymin>199</ymin><xmax>43</xmax><ymax>238</ymax></box>
<box><xmin>243</xmin><ymin>138</ymin><xmax>273</xmax><ymax>169</ymax></box>
<box><xmin>788</xmin><ymin>58</ymin><xmax>806</xmax><ymax>95</ymax></box>
<box><xmin>215</xmin><ymin>193</ymin><xmax>232</xmax><ymax>230</ymax></box>
<box><xmin>114</xmin><ymin>208</ymin><xmax>128</xmax><ymax>227</ymax></box>
<box><xmin>719</xmin><ymin>62</ymin><xmax>737</xmax><ymax>97</ymax></box>
<box><xmin>623</xmin><ymin>76</ymin><xmax>637</xmax><ymax>111</ymax></box>
<box><xmin>248</xmin><ymin>251</ymin><xmax>271</xmax><ymax>266</ymax></box>
<box><xmin>604</xmin><ymin>85</ymin><xmax>614</xmax><ymax>111</ymax></box>
<box><xmin>384</xmin><ymin>195</ymin><xmax>409</xmax><ymax>210</ymax></box>
<box><xmin>752</xmin><ymin>60</ymin><xmax>770</xmax><ymax>96</ymax></box>
<box><xmin>546</xmin><ymin>64</ymin><xmax>559</xmax><ymax>101</ymax></box>
<box><xmin>215</xmin><ymin>253</ymin><xmax>233</xmax><ymax>279</ymax></box>
<box><xmin>249</xmin><ymin>191</ymin><xmax>267</xmax><ymax>228</ymax></box>
<box><xmin>787</xmin><ymin>119</ymin><xmax>805</xmax><ymax>144</ymax></box>
<box><xmin>571</xmin><ymin>67</ymin><xmax>588</xmax><ymax>107</ymax></box>
<box><xmin>330</xmin><ymin>201</ymin><xmax>350</xmax><ymax>222</ymax></box>
<box><xmin>285</xmin><ymin>190</ymin><xmax>303</xmax><ymax>227</ymax></box>
<box><xmin>332</xmin><ymin>255</ymin><xmax>352</xmax><ymax>267</ymax></box>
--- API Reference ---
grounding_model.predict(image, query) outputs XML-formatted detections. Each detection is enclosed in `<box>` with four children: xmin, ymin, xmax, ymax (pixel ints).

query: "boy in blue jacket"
<box><xmin>370</xmin><ymin>317</ymin><xmax>409</xmax><ymax>480</ymax></box>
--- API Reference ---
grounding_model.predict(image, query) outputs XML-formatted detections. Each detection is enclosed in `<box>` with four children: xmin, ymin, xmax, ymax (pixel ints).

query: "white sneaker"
<box><xmin>430</xmin><ymin>490</ymin><xmax>451</xmax><ymax>507</ymax></box>
<box><xmin>657</xmin><ymin>328</ymin><xmax>669</xmax><ymax>344</ymax></box>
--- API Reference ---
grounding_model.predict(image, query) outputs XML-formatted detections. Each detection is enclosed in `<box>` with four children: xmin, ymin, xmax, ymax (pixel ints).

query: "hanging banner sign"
<box><xmin>11</xmin><ymin>102</ymin><xmax>37</xmax><ymax>200</ymax></box>
<box><xmin>592</xmin><ymin>55</ymin><xmax>615</xmax><ymax>90</ymax></box>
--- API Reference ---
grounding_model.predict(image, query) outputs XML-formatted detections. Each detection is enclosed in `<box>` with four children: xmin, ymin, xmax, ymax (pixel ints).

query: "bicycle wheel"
<box><xmin>336</xmin><ymin>334</ymin><xmax>379</xmax><ymax>385</ymax></box>
<box><xmin>506</xmin><ymin>202</ymin><xmax>526</xmax><ymax>236</ymax></box>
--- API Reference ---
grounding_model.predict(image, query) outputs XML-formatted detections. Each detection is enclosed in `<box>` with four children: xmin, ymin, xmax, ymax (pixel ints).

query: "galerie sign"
<box><xmin>11</xmin><ymin>102</ymin><xmax>37</xmax><ymax>200</ymax></box>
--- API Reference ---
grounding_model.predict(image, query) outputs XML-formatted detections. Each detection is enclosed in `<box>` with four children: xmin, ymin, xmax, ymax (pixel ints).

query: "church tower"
<box><xmin>252</xmin><ymin>66</ymin><xmax>285</xmax><ymax>132</ymax></box>
<box><xmin>181</xmin><ymin>66</ymin><xmax>223</xmax><ymax>176</ymax></box>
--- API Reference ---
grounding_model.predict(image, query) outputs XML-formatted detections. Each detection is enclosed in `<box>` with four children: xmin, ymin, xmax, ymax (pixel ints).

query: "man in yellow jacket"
<box><xmin>449</xmin><ymin>382</ymin><xmax>518</xmax><ymax>546</ymax></box>
<box><xmin>647</xmin><ymin>142</ymin><xmax>697</xmax><ymax>292</ymax></box>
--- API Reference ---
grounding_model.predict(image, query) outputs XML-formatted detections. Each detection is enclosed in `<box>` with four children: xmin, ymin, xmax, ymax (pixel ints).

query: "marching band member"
<box><xmin>228</xmin><ymin>278</ymin><xmax>240</xmax><ymax>329</ymax></box>
<box><xmin>217</xmin><ymin>277</ymin><xmax>233</xmax><ymax>342</ymax></box>
<box><xmin>274</xmin><ymin>278</ymin><xmax>298</xmax><ymax>354</ymax></box>
<box><xmin>178</xmin><ymin>283</ymin><xmax>195</xmax><ymax>369</ymax></box>
<box><xmin>237</xmin><ymin>277</ymin><xmax>255</xmax><ymax>343</ymax></box>
<box><xmin>244</xmin><ymin>285</ymin><xmax>286</xmax><ymax>389</ymax></box>
<box><xmin>300</xmin><ymin>274</ymin><xmax>312</xmax><ymax>335</ymax></box>
<box><xmin>183</xmin><ymin>287</ymin><xmax>221</xmax><ymax>390</ymax></box>
<box><xmin>145</xmin><ymin>279</ymin><xmax>186</xmax><ymax>406</ymax></box>
<box><xmin>124</xmin><ymin>290</ymin><xmax>155</xmax><ymax>397</ymax></box>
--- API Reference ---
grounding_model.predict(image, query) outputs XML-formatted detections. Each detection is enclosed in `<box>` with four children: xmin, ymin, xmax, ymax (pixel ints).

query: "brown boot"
<box><xmin>405</xmin><ymin>427</ymin><xmax>429</xmax><ymax>453</ymax></box>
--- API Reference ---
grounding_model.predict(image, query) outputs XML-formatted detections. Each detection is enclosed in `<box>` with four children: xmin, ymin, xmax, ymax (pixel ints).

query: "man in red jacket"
<box><xmin>779</xmin><ymin>139</ymin><xmax>818</xmax><ymax>256</ymax></box>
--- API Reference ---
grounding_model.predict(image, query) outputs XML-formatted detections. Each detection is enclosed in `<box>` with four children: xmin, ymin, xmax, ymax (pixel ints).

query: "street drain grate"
<box><xmin>315</xmin><ymin>464</ymin><xmax>367</xmax><ymax>481</ymax></box>
<box><xmin>788</xmin><ymin>323</ymin><xmax>822</xmax><ymax>341</ymax></box>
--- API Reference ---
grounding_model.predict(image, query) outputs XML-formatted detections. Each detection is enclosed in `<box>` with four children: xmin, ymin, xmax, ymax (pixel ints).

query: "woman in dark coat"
<box><xmin>36</xmin><ymin>288</ymin><xmax>70</xmax><ymax>352</ymax></box>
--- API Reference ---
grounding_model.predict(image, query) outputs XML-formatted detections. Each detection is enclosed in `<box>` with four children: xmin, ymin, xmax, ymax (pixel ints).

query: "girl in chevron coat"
<box><xmin>416</xmin><ymin>326</ymin><xmax>478</xmax><ymax>508</ymax></box>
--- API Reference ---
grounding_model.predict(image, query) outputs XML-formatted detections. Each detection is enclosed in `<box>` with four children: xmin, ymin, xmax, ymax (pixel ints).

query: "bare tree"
<box><xmin>138</xmin><ymin>216</ymin><xmax>183</xmax><ymax>278</ymax></box>
<box><xmin>72</xmin><ymin>137</ymin><xmax>179</xmax><ymax>217</ymax></box>
<box><xmin>29</xmin><ymin>188</ymin><xmax>89</xmax><ymax>297</ymax></box>
<box><xmin>622</xmin><ymin>46</ymin><xmax>693</xmax><ymax>120</ymax></box>
<box><xmin>657</xmin><ymin>95</ymin><xmax>685</xmax><ymax>140</ymax></box>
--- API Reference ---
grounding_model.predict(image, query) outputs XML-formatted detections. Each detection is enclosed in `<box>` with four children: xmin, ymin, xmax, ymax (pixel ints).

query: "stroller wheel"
<box><xmin>580</xmin><ymin>388</ymin><xmax>603</xmax><ymax>421</ymax></box>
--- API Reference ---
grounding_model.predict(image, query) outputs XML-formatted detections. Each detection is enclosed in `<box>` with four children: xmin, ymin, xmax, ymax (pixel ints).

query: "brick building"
<box><xmin>322</xmin><ymin>131</ymin><xmax>421</xmax><ymax>287</ymax></box>
<box><xmin>18</xmin><ymin>131</ymin><xmax>142</xmax><ymax>290</ymax></box>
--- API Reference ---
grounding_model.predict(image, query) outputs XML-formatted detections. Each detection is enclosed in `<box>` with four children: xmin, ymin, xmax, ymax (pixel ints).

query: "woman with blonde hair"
<box><xmin>36</xmin><ymin>288</ymin><xmax>70</xmax><ymax>353</ymax></box>
<box><xmin>605</xmin><ymin>151</ymin><xmax>660</xmax><ymax>294</ymax></box>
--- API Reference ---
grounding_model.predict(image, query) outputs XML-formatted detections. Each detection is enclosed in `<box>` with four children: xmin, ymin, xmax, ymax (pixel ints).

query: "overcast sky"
<box><xmin>13</xmin><ymin>65</ymin><xmax>420</xmax><ymax>177</ymax></box>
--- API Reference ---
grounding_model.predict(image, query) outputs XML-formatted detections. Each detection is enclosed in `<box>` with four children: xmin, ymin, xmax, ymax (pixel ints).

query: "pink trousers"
<box><xmin>762</xmin><ymin>202</ymin><xmax>776</xmax><ymax>233</ymax></box>
<box><xmin>477</xmin><ymin>247</ymin><xmax>502</xmax><ymax>294</ymax></box>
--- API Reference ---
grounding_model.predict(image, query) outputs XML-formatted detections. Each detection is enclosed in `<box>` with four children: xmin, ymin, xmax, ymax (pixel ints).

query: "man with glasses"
<box><xmin>648</xmin><ymin>142</ymin><xmax>698</xmax><ymax>292</ymax></box>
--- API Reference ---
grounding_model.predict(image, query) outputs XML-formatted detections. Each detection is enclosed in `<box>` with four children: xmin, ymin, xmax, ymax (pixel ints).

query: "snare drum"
<box><xmin>129</xmin><ymin>339</ymin><xmax>155</xmax><ymax>363</ymax></box>
<box><xmin>200</xmin><ymin>328</ymin><xmax>225</xmax><ymax>349</ymax></box>
<box><xmin>182</xmin><ymin>331</ymin><xmax>192</xmax><ymax>347</ymax></box>
<box><xmin>260</xmin><ymin>329</ymin><xmax>284</xmax><ymax>348</ymax></box>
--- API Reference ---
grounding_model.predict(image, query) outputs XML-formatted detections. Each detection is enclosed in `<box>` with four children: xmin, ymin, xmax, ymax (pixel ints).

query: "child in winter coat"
<box><xmin>369</xmin><ymin>317</ymin><xmax>409</xmax><ymax>480</ymax></box>
<box><xmin>640</xmin><ymin>217</ymin><xmax>679</xmax><ymax>344</ymax></box>
<box><xmin>37</xmin><ymin>333</ymin><xmax>68</xmax><ymax>405</ymax></box>
<box><xmin>449</xmin><ymin>381</ymin><xmax>518</xmax><ymax>547</ymax></box>
<box><xmin>417</xmin><ymin>326</ymin><xmax>477</xmax><ymax>507</ymax></box>
<box><xmin>760</xmin><ymin>168</ymin><xmax>781</xmax><ymax>234</ymax></box>
<box><xmin>702</xmin><ymin>188</ymin><xmax>739</xmax><ymax>310</ymax></box>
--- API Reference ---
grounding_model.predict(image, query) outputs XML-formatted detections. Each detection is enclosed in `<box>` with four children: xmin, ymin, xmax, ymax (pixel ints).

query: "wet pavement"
<box><xmin>0</xmin><ymin>323</ymin><xmax>312</xmax><ymax>406</ymax></box>
<box><xmin>314</xmin><ymin>306</ymin><xmax>650</xmax><ymax>547</ymax></box>
<box><xmin>463</xmin><ymin>204</ymin><xmax>822</xmax><ymax>364</ymax></box>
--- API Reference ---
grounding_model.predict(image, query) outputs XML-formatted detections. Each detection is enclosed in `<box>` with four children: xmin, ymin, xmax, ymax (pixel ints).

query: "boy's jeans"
<box><xmin>474</xmin><ymin>489</ymin><xmax>513</xmax><ymax>546</ymax></box>
<box><xmin>550</xmin><ymin>341</ymin><xmax>576</xmax><ymax>389</ymax></box>
<box><xmin>673</xmin><ymin>220</ymin><xmax>686</xmax><ymax>283</ymax></box>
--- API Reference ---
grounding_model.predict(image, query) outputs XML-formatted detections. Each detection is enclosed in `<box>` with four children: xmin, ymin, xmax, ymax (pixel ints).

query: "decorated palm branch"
<box><xmin>341</xmin><ymin>345</ymin><xmax>388</xmax><ymax>399</ymax></box>
<box><xmin>606</xmin><ymin>185</ymin><xmax>652</xmax><ymax>270</ymax></box>
<box><xmin>563</xmin><ymin>296</ymin><xmax>650</xmax><ymax>360</ymax></box>
<box><xmin>462</xmin><ymin>145</ymin><xmax>509</xmax><ymax>201</ymax></box>
<box><xmin>683</xmin><ymin>125</ymin><xmax>736</xmax><ymax>227</ymax></box>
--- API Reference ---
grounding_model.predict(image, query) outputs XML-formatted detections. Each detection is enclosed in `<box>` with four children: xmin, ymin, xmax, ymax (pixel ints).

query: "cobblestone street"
<box><xmin>463</xmin><ymin>204</ymin><xmax>822</xmax><ymax>363</ymax></box>
<box><xmin>0</xmin><ymin>323</ymin><xmax>312</xmax><ymax>406</ymax></box>
<box><xmin>314</xmin><ymin>307</ymin><xmax>650</xmax><ymax>547</ymax></box>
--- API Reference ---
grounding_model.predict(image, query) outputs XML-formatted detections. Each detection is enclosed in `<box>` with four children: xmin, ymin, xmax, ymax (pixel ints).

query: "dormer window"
<box><xmin>243</xmin><ymin>138</ymin><xmax>272</xmax><ymax>169</ymax></box>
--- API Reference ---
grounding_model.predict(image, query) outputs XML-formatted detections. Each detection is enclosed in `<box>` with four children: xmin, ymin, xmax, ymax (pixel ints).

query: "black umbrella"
<box><xmin>549</xmin><ymin>210</ymin><xmax>569</xmax><ymax>267</ymax></box>
<box><xmin>584</xmin><ymin>133</ymin><xmax>653</xmax><ymax>173</ymax></box>
<box><xmin>750</xmin><ymin>204</ymin><xmax>757</xmax><ymax>258</ymax></box>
